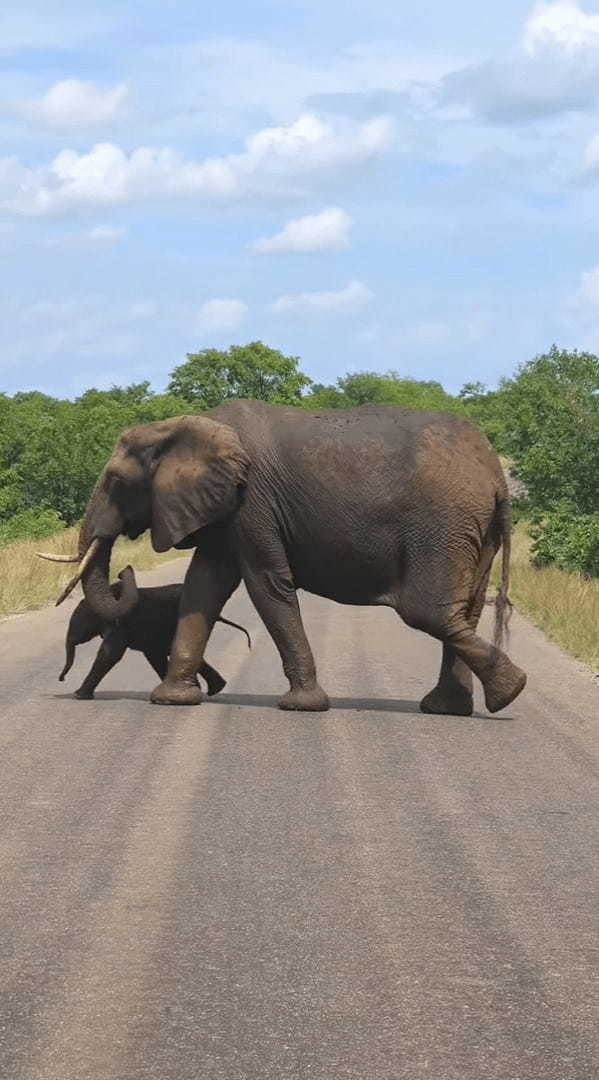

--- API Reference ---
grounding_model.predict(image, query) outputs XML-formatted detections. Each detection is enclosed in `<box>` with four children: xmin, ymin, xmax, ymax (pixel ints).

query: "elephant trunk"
<box><xmin>77</xmin><ymin>485</ymin><xmax>138</xmax><ymax>622</ymax></box>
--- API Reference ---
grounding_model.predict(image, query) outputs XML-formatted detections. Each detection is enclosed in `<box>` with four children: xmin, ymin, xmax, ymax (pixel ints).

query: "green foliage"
<box><xmin>168</xmin><ymin>342</ymin><xmax>312</xmax><ymax>408</ymax></box>
<box><xmin>0</xmin><ymin>507</ymin><xmax>65</xmax><ymax>547</ymax></box>
<box><xmin>530</xmin><ymin>506</ymin><xmax>599</xmax><ymax>578</ymax></box>
<box><xmin>462</xmin><ymin>347</ymin><xmax>599</xmax><ymax>577</ymax></box>
<box><xmin>303</xmin><ymin>371</ymin><xmax>463</xmax><ymax>412</ymax></box>
<box><xmin>0</xmin><ymin>383</ymin><xmax>188</xmax><ymax>528</ymax></box>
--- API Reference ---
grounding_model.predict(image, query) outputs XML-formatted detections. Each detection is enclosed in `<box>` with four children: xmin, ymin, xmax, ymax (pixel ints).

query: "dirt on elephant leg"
<box><xmin>150</xmin><ymin>677</ymin><xmax>204</xmax><ymax>706</ymax></box>
<box><xmin>420</xmin><ymin>685</ymin><xmax>473</xmax><ymax>716</ymax></box>
<box><xmin>278</xmin><ymin>685</ymin><xmax>330</xmax><ymax>712</ymax></box>
<box><xmin>449</xmin><ymin>632</ymin><xmax>527</xmax><ymax>714</ymax></box>
<box><xmin>420</xmin><ymin>643</ymin><xmax>474</xmax><ymax>716</ymax></box>
<box><xmin>482</xmin><ymin>653</ymin><xmax>527</xmax><ymax>714</ymax></box>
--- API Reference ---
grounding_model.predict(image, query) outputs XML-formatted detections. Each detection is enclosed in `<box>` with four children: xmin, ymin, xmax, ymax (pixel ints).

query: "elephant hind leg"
<box><xmin>399</xmin><ymin>549</ymin><xmax>526</xmax><ymax>715</ymax></box>
<box><xmin>420</xmin><ymin>546</ymin><xmax>493</xmax><ymax>716</ymax></box>
<box><xmin>419</xmin><ymin>646</ymin><xmax>474</xmax><ymax>716</ymax></box>
<box><xmin>448</xmin><ymin>627</ymin><xmax>526</xmax><ymax>714</ymax></box>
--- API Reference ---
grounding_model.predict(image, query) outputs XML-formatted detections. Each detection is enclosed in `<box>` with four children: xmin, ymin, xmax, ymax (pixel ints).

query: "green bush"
<box><xmin>304</xmin><ymin>371</ymin><xmax>463</xmax><ymax>412</ymax></box>
<box><xmin>0</xmin><ymin>507</ymin><xmax>66</xmax><ymax>547</ymax></box>
<box><xmin>169</xmin><ymin>342</ymin><xmax>311</xmax><ymax>407</ymax></box>
<box><xmin>461</xmin><ymin>347</ymin><xmax>599</xmax><ymax>515</ymax></box>
<box><xmin>530</xmin><ymin>505</ymin><xmax>599</xmax><ymax>578</ymax></box>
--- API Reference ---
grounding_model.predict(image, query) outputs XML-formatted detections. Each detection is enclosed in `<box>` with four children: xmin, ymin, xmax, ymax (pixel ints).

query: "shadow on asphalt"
<box><xmin>211</xmin><ymin>693</ymin><xmax>517</xmax><ymax>721</ymax></box>
<box><xmin>49</xmin><ymin>690</ymin><xmax>518</xmax><ymax>721</ymax></box>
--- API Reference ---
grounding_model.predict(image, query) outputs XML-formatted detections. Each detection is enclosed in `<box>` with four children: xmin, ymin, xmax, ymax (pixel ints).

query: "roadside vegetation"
<box><xmin>490</xmin><ymin>522</ymin><xmax>599</xmax><ymax>671</ymax></box>
<box><xmin>1</xmin><ymin>342</ymin><xmax>597</xmax><ymax>668</ymax></box>
<box><xmin>0</xmin><ymin>528</ymin><xmax>184</xmax><ymax>618</ymax></box>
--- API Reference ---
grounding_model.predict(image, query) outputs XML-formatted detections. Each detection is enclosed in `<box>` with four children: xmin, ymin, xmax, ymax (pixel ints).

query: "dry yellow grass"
<box><xmin>0</xmin><ymin>528</ymin><xmax>184</xmax><ymax>618</ymax></box>
<box><xmin>491</xmin><ymin>521</ymin><xmax>599</xmax><ymax>671</ymax></box>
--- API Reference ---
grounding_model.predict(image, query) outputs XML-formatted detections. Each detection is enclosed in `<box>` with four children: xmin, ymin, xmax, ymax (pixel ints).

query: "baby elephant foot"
<box><xmin>150</xmin><ymin>679</ymin><xmax>204</xmax><ymax>706</ymax></box>
<box><xmin>205</xmin><ymin>673</ymin><xmax>226</xmax><ymax>697</ymax></box>
<box><xmin>483</xmin><ymin>657</ymin><xmax>527</xmax><ymax>714</ymax></box>
<box><xmin>278</xmin><ymin>684</ymin><xmax>330</xmax><ymax>712</ymax></box>
<box><xmin>420</xmin><ymin>685</ymin><xmax>473</xmax><ymax>717</ymax></box>
<box><xmin>74</xmin><ymin>686</ymin><xmax>95</xmax><ymax>700</ymax></box>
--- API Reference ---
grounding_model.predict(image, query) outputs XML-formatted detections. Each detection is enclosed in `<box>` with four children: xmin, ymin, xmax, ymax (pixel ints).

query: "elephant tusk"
<box><xmin>54</xmin><ymin>538</ymin><xmax>102</xmax><ymax>607</ymax></box>
<box><xmin>36</xmin><ymin>552</ymin><xmax>79</xmax><ymax>563</ymax></box>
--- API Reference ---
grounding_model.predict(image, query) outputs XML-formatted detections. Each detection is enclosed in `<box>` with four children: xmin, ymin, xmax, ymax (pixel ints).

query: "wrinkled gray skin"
<box><xmin>77</xmin><ymin>400</ymin><xmax>527</xmax><ymax>714</ymax></box>
<box><xmin>60</xmin><ymin>571</ymin><xmax>251</xmax><ymax>700</ymax></box>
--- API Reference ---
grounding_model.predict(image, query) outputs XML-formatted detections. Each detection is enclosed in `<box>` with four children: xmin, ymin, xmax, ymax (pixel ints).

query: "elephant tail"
<box><xmin>494</xmin><ymin>494</ymin><xmax>513</xmax><ymax>651</ymax></box>
<box><xmin>217</xmin><ymin>616</ymin><xmax>252</xmax><ymax>650</ymax></box>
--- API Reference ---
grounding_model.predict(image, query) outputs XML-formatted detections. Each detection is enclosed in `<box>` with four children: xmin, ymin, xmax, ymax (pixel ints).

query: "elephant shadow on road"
<box><xmin>212</xmin><ymin>693</ymin><xmax>517</xmax><ymax>721</ymax></box>
<box><xmin>49</xmin><ymin>690</ymin><xmax>518</xmax><ymax>720</ymax></box>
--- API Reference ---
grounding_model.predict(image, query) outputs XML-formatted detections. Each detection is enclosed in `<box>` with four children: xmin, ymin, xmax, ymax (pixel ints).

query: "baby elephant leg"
<box><xmin>75</xmin><ymin>631</ymin><xmax>127</xmax><ymax>699</ymax></box>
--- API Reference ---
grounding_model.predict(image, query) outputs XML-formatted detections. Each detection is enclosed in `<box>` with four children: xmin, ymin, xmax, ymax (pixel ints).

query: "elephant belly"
<box><xmin>289</xmin><ymin>536</ymin><xmax>402</xmax><ymax>607</ymax></box>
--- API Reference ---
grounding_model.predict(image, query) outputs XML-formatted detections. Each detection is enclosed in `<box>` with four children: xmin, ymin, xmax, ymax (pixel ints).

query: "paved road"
<box><xmin>0</xmin><ymin>559</ymin><xmax>598</xmax><ymax>1080</ymax></box>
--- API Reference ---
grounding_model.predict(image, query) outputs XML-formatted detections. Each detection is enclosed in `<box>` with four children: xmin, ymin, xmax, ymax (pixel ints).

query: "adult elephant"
<box><xmin>54</xmin><ymin>400</ymin><xmax>526</xmax><ymax>714</ymax></box>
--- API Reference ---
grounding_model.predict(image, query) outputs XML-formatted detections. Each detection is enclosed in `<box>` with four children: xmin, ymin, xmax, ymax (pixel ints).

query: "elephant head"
<box><xmin>71</xmin><ymin>415</ymin><xmax>249</xmax><ymax>622</ymax></box>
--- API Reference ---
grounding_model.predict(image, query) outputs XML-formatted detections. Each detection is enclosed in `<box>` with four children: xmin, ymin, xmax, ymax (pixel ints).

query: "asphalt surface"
<box><xmin>0</xmin><ymin>558</ymin><xmax>598</xmax><ymax>1080</ymax></box>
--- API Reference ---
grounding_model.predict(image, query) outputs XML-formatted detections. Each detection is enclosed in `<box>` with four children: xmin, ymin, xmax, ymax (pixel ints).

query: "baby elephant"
<box><xmin>60</xmin><ymin>573</ymin><xmax>251</xmax><ymax>700</ymax></box>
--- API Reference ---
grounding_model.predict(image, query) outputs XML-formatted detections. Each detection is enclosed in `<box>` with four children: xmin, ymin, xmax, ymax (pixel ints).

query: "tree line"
<box><xmin>1</xmin><ymin>341</ymin><xmax>597</xmax><ymax>576</ymax></box>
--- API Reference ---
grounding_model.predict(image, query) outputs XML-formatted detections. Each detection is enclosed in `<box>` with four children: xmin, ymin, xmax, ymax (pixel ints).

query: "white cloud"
<box><xmin>408</xmin><ymin>320</ymin><xmax>452</xmax><ymax>347</ymax></box>
<box><xmin>196</xmin><ymin>298</ymin><xmax>248</xmax><ymax>333</ymax></box>
<box><xmin>561</xmin><ymin>266</ymin><xmax>599</xmax><ymax>349</ymax></box>
<box><xmin>406</xmin><ymin>311</ymin><xmax>491</xmax><ymax>349</ymax></box>
<box><xmin>441</xmin><ymin>1</ymin><xmax>599</xmax><ymax>123</ymax></box>
<box><xmin>87</xmin><ymin>224</ymin><xmax>126</xmax><ymax>243</ymax></box>
<box><xmin>582</xmin><ymin>131</ymin><xmax>599</xmax><ymax>175</ymax></box>
<box><xmin>155</xmin><ymin>36</ymin><xmax>460</xmax><ymax>135</ymax></box>
<box><xmin>11</xmin><ymin>80</ymin><xmax>129</xmax><ymax>134</ymax></box>
<box><xmin>570</xmin><ymin>265</ymin><xmax>599</xmax><ymax>310</ymax></box>
<box><xmin>253</xmin><ymin>207</ymin><xmax>352</xmax><ymax>254</ymax></box>
<box><xmin>129</xmin><ymin>300</ymin><xmax>156</xmax><ymax>319</ymax></box>
<box><xmin>523</xmin><ymin>0</ymin><xmax>599</xmax><ymax>54</ymax></box>
<box><xmin>271</xmin><ymin>280</ymin><xmax>372</xmax><ymax>315</ymax></box>
<box><xmin>0</xmin><ymin>112</ymin><xmax>393</xmax><ymax>218</ymax></box>
<box><xmin>0</xmin><ymin>11</ymin><xmax>112</xmax><ymax>54</ymax></box>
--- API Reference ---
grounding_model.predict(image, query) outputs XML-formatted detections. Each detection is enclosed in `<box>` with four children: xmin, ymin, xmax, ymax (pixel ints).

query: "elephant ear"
<box><xmin>150</xmin><ymin>417</ymin><xmax>249</xmax><ymax>552</ymax></box>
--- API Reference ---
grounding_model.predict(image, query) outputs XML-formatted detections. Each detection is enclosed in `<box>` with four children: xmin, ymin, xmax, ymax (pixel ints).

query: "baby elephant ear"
<box><xmin>150</xmin><ymin>417</ymin><xmax>249</xmax><ymax>552</ymax></box>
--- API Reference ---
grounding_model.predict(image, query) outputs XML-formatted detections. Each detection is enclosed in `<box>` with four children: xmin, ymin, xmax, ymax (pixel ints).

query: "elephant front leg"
<box><xmin>150</xmin><ymin>547</ymin><xmax>240</xmax><ymax>707</ymax></box>
<box><xmin>243</xmin><ymin>564</ymin><xmax>329</xmax><ymax>712</ymax></box>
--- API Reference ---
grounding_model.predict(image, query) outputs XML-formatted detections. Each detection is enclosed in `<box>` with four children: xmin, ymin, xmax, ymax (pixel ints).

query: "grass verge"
<box><xmin>0</xmin><ymin>528</ymin><xmax>184</xmax><ymax>619</ymax></box>
<box><xmin>491</xmin><ymin>521</ymin><xmax>599</xmax><ymax>671</ymax></box>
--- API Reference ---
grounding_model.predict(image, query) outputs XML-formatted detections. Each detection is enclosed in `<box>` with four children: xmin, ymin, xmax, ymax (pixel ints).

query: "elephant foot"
<box><xmin>278</xmin><ymin>684</ymin><xmax>330</xmax><ymax>712</ymax></box>
<box><xmin>483</xmin><ymin>657</ymin><xmax>527</xmax><ymax>714</ymax></box>
<box><xmin>150</xmin><ymin>679</ymin><xmax>204</xmax><ymax>706</ymax></box>
<box><xmin>205</xmin><ymin>673</ymin><xmax>226</xmax><ymax>697</ymax></box>
<box><xmin>74</xmin><ymin>687</ymin><xmax>95</xmax><ymax>700</ymax></box>
<box><xmin>420</xmin><ymin>685</ymin><xmax>473</xmax><ymax>717</ymax></box>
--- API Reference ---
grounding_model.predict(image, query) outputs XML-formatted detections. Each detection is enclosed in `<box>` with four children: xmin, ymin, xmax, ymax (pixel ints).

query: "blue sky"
<box><xmin>2</xmin><ymin>0</ymin><xmax>599</xmax><ymax>397</ymax></box>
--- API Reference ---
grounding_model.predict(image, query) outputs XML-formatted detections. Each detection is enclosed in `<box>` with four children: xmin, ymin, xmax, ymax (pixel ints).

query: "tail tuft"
<box><xmin>494</xmin><ymin>589</ymin><xmax>512</xmax><ymax>652</ymax></box>
<box><xmin>494</xmin><ymin>494</ymin><xmax>513</xmax><ymax>651</ymax></box>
